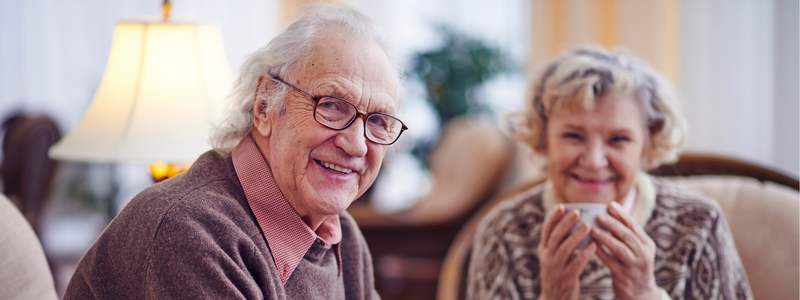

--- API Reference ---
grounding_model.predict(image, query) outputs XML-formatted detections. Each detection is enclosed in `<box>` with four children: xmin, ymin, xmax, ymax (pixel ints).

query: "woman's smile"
<box><xmin>570</xmin><ymin>173</ymin><xmax>615</xmax><ymax>190</ymax></box>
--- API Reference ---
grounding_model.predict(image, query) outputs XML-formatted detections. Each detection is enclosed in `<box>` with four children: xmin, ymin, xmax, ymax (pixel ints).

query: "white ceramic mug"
<box><xmin>563</xmin><ymin>203</ymin><xmax>608</xmax><ymax>249</ymax></box>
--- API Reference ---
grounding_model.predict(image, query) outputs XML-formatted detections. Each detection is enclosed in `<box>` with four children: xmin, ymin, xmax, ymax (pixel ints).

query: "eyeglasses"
<box><xmin>270</xmin><ymin>76</ymin><xmax>408</xmax><ymax>145</ymax></box>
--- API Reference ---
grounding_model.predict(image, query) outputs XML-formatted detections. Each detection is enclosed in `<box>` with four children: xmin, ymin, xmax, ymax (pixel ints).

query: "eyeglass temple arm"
<box><xmin>270</xmin><ymin>75</ymin><xmax>315</xmax><ymax>100</ymax></box>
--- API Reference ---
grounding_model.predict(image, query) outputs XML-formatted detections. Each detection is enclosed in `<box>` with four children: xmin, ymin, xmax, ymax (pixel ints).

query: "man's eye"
<box><xmin>368</xmin><ymin>116</ymin><xmax>387</xmax><ymax>127</ymax></box>
<box><xmin>318</xmin><ymin>101</ymin><xmax>341</xmax><ymax>110</ymax></box>
<box><xmin>563</xmin><ymin>133</ymin><xmax>582</xmax><ymax>140</ymax></box>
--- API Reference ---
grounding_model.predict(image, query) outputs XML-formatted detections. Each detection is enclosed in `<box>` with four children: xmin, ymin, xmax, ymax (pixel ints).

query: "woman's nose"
<box><xmin>580</xmin><ymin>142</ymin><xmax>608</xmax><ymax>169</ymax></box>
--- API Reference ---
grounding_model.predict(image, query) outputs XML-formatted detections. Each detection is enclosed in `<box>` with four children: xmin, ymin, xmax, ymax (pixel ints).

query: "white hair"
<box><xmin>514</xmin><ymin>46</ymin><xmax>687</xmax><ymax>170</ymax></box>
<box><xmin>209</xmin><ymin>3</ymin><xmax>404</xmax><ymax>155</ymax></box>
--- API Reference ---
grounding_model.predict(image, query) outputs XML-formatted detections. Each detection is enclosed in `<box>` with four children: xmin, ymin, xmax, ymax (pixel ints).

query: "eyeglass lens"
<box><xmin>315</xmin><ymin>97</ymin><xmax>404</xmax><ymax>145</ymax></box>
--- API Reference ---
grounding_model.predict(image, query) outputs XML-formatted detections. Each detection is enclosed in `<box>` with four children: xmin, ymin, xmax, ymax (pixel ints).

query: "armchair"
<box><xmin>1</xmin><ymin>115</ymin><xmax>61</xmax><ymax>234</ymax></box>
<box><xmin>437</xmin><ymin>153</ymin><xmax>799</xmax><ymax>300</ymax></box>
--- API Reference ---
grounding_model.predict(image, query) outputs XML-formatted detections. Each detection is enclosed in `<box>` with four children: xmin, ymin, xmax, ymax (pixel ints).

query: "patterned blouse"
<box><xmin>467</xmin><ymin>173</ymin><xmax>753</xmax><ymax>300</ymax></box>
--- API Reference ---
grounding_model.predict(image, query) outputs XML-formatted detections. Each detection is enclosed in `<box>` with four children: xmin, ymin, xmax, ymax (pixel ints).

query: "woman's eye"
<box><xmin>610</xmin><ymin>136</ymin><xmax>630</xmax><ymax>143</ymax></box>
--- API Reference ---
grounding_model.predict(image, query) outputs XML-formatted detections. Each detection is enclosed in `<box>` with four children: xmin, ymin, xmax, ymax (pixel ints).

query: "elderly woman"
<box><xmin>467</xmin><ymin>47</ymin><xmax>752</xmax><ymax>300</ymax></box>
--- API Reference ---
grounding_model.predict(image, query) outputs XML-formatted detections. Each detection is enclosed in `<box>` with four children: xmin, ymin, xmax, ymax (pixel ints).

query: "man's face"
<box><xmin>257</xmin><ymin>26</ymin><xmax>398</xmax><ymax>222</ymax></box>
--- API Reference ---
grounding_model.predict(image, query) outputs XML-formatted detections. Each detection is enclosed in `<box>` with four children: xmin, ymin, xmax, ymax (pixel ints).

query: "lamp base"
<box><xmin>149</xmin><ymin>161</ymin><xmax>191</xmax><ymax>182</ymax></box>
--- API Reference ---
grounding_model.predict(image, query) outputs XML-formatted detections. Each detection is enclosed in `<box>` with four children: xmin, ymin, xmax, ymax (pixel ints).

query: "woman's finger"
<box><xmin>547</xmin><ymin>209</ymin><xmax>580</xmax><ymax>252</ymax></box>
<box><xmin>556</xmin><ymin>222</ymin><xmax>591</xmax><ymax>255</ymax></box>
<box><xmin>590</xmin><ymin>226</ymin><xmax>635</xmax><ymax>264</ymax></box>
<box><xmin>607</xmin><ymin>202</ymin><xmax>649</xmax><ymax>243</ymax></box>
<box><xmin>593</xmin><ymin>241</ymin><xmax>623</xmax><ymax>271</ymax></box>
<box><xmin>595</xmin><ymin>213</ymin><xmax>643</xmax><ymax>256</ymax></box>
<box><xmin>540</xmin><ymin>205</ymin><xmax>566</xmax><ymax>248</ymax></box>
<box><xmin>567</xmin><ymin>241</ymin><xmax>597</xmax><ymax>275</ymax></box>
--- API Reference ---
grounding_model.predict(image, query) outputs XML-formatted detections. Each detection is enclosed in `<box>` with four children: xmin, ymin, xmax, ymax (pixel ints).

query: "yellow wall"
<box><xmin>530</xmin><ymin>0</ymin><xmax>679</xmax><ymax>85</ymax></box>
<box><xmin>281</xmin><ymin>0</ymin><xmax>342</xmax><ymax>29</ymax></box>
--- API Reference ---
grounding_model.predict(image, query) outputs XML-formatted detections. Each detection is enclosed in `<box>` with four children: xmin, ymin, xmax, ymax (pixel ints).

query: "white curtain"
<box><xmin>680</xmin><ymin>0</ymin><xmax>798</xmax><ymax>173</ymax></box>
<box><xmin>0</xmin><ymin>0</ymin><xmax>279</xmax><ymax>134</ymax></box>
<box><xmin>0</xmin><ymin>0</ymin><xmax>280</xmax><ymax>209</ymax></box>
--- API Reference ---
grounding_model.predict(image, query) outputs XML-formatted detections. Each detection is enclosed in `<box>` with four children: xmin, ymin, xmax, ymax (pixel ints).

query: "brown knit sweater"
<box><xmin>467</xmin><ymin>176</ymin><xmax>753</xmax><ymax>300</ymax></box>
<box><xmin>64</xmin><ymin>151</ymin><xmax>379</xmax><ymax>299</ymax></box>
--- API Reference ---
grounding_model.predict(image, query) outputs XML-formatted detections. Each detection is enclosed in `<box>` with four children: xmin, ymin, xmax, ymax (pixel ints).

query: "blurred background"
<box><xmin>0</xmin><ymin>0</ymin><xmax>797</xmax><ymax>299</ymax></box>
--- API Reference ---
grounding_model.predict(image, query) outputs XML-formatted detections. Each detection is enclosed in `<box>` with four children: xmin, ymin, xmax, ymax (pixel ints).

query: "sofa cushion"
<box><xmin>0</xmin><ymin>193</ymin><xmax>58</xmax><ymax>300</ymax></box>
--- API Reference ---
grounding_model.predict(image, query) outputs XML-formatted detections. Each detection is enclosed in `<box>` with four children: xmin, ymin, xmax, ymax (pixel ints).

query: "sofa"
<box><xmin>438</xmin><ymin>154</ymin><xmax>799</xmax><ymax>300</ymax></box>
<box><xmin>666</xmin><ymin>176</ymin><xmax>799</xmax><ymax>300</ymax></box>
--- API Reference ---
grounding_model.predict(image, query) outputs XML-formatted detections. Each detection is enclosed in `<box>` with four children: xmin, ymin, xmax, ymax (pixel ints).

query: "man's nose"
<box><xmin>579</xmin><ymin>141</ymin><xmax>608</xmax><ymax>169</ymax></box>
<box><xmin>334</xmin><ymin>116</ymin><xmax>368</xmax><ymax>158</ymax></box>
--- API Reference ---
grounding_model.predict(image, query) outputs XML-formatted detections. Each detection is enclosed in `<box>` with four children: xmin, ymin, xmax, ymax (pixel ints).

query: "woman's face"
<box><xmin>545</xmin><ymin>93</ymin><xmax>647</xmax><ymax>204</ymax></box>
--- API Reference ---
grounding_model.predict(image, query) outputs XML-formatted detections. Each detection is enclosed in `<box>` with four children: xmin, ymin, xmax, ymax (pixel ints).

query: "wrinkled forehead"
<box><xmin>295</xmin><ymin>27</ymin><xmax>398</xmax><ymax>101</ymax></box>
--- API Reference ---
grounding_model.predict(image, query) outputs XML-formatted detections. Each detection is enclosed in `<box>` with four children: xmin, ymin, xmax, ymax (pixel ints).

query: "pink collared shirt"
<box><xmin>232</xmin><ymin>135</ymin><xmax>342</xmax><ymax>285</ymax></box>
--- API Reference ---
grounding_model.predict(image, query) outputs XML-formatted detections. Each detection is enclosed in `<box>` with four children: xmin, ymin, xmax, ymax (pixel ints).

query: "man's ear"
<box><xmin>252</xmin><ymin>76</ymin><xmax>272</xmax><ymax>138</ymax></box>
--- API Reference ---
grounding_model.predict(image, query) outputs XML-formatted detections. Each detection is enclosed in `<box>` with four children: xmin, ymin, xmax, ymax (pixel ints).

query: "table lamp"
<box><xmin>49</xmin><ymin>0</ymin><xmax>232</xmax><ymax>181</ymax></box>
<box><xmin>48</xmin><ymin>1</ymin><xmax>233</xmax><ymax>216</ymax></box>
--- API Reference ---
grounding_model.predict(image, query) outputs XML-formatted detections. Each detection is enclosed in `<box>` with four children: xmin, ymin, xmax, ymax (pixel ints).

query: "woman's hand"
<box><xmin>591</xmin><ymin>201</ymin><xmax>661</xmax><ymax>300</ymax></box>
<box><xmin>537</xmin><ymin>204</ymin><xmax>597</xmax><ymax>300</ymax></box>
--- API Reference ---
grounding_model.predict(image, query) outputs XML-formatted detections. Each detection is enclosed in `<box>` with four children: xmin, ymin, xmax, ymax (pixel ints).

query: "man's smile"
<box><xmin>315</xmin><ymin>159</ymin><xmax>354</xmax><ymax>174</ymax></box>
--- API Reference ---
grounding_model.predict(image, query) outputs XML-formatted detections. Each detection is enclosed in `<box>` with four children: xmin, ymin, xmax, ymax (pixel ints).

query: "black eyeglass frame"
<box><xmin>270</xmin><ymin>75</ymin><xmax>408</xmax><ymax>145</ymax></box>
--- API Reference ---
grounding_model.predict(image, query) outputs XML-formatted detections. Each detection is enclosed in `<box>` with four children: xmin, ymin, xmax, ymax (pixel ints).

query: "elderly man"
<box><xmin>64</xmin><ymin>4</ymin><xmax>405</xmax><ymax>299</ymax></box>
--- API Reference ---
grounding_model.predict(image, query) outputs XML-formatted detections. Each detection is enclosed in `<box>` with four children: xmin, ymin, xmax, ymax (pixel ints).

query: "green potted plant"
<box><xmin>408</xmin><ymin>25</ymin><xmax>512</xmax><ymax>164</ymax></box>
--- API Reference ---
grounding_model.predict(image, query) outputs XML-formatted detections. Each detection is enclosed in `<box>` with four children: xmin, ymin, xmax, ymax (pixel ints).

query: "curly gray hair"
<box><xmin>514</xmin><ymin>46</ymin><xmax>687</xmax><ymax>170</ymax></box>
<box><xmin>209</xmin><ymin>3</ymin><xmax>403</xmax><ymax>155</ymax></box>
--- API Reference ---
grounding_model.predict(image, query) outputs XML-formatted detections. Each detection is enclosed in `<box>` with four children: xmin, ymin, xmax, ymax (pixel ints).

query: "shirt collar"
<box><xmin>621</xmin><ymin>185</ymin><xmax>637</xmax><ymax>215</ymax></box>
<box><xmin>232</xmin><ymin>135</ymin><xmax>342</xmax><ymax>285</ymax></box>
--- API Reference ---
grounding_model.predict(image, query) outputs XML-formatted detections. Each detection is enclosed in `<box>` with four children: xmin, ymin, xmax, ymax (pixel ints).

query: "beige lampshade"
<box><xmin>49</xmin><ymin>21</ymin><xmax>232</xmax><ymax>163</ymax></box>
